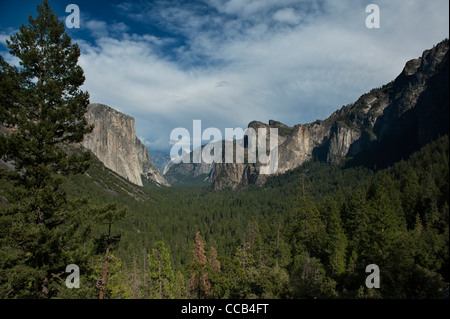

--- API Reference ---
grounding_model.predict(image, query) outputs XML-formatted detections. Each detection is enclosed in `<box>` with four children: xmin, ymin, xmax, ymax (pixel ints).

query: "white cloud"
<box><xmin>0</xmin><ymin>33</ymin><xmax>10</xmax><ymax>45</ymax></box>
<box><xmin>0</xmin><ymin>30</ymin><xmax>20</xmax><ymax>66</ymax></box>
<box><xmin>273</xmin><ymin>8</ymin><xmax>303</xmax><ymax>25</ymax></box>
<box><xmin>70</xmin><ymin>0</ymin><xmax>450</xmax><ymax>151</ymax></box>
<box><xmin>85</xmin><ymin>19</ymin><xmax>130</xmax><ymax>39</ymax></box>
<box><xmin>85</xmin><ymin>20</ymin><xmax>108</xmax><ymax>38</ymax></box>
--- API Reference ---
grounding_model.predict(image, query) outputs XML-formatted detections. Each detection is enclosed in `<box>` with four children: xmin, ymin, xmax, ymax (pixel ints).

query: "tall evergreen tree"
<box><xmin>365</xmin><ymin>174</ymin><xmax>407</xmax><ymax>265</ymax></box>
<box><xmin>399</xmin><ymin>167</ymin><xmax>421</xmax><ymax>229</ymax></box>
<box><xmin>289</xmin><ymin>193</ymin><xmax>326</xmax><ymax>260</ymax></box>
<box><xmin>93</xmin><ymin>202</ymin><xmax>128</xmax><ymax>299</ymax></box>
<box><xmin>0</xmin><ymin>0</ymin><xmax>93</xmax><ymax>298</ymax></box>
<box><xmin>190</xmin><ymin>231</ymin><xmax>211</xmax><ymax>299</ymax></box>
<box><xmin>322</xmin><ymin>197</ymin><xmax>348</xmax><ymax>278</ymax></box>
<box><xmin>148</xmin><ymin>241</ymin><xmax>176</xmax><ymax>299</ymax></box>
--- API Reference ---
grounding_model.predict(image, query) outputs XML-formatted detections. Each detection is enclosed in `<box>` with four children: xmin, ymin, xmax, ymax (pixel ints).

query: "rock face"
<box><xmin>164</xmin><ymin>162</ymin><xmax>213</xmax><ymax>185</ymax></box>
<box><xmin>208</xmin><ymin>39</ymin><xmax>449</xmax><ymax>190</ymax></box>
<box><xmin>163</xmin><ymin>144</ymin><xmax>216</xmax><ymax>185</ymax></box>
<box><xmin>82</xmin><ymin>103</ymin><xmax>169</xmax><ymax>187</ymax></box>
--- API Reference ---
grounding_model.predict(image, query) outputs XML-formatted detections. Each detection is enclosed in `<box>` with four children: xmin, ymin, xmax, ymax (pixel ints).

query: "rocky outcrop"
<box><xmin>82</xmin><ymin>103</ymin><xmax>169</xmax><ymax>187</ymax></box>
<box><xmin>135</xmin><ymin>136</ymin><xmax>170</xmax><ymax>186</ymax></box>
<box><xmin>164</xmin><ymin>162</ymin><xmax>213</xmax><ymax>185</ymax></box>
<box><xmin>163</xmin><ymin>144</ymin><xmax>216</xmax><ymax>185</ymax></box>
<box><xmin>209</xmin><ymin>39</ymin><xmax>449</xmax><ymax>190</ymax></box>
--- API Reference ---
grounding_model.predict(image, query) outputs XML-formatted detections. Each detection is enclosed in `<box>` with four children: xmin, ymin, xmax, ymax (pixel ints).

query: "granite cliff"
<box><xmin>201</xmin><ymin>40</ymin><xmax>449</xmax><ymax>190</ymax></box>
<box><xmin>82</xmin><ymin>103</ymin><xmax>169</xmax><ymax>187</ymax></box>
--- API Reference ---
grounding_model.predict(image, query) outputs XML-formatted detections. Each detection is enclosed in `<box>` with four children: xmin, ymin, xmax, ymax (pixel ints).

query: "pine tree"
<box><xmin>209</xmin><ymin>246</ymin><xmax>221</xmax><ymax>274</ymax></box>
<box><xmin>173</xmin><ymin>270</ymin><xmax>187</xmax><ymax>299</ymax></box>
<box><xmin>0</xmin><ymin>0</ymin><xmax>93</xmax><ymax>298</ymax></box>
<box><xmin>148</xmin><ymin>241</ymin><xmax>176</xmax><ymax>299</ymax></box>
<box><xmin>93</xmin><ymin>202</ymin><xmax>128</xmax><ymax>299</ymax></box>
<box><xmin>287</xmin><ymin>180</ymin><xmax>333</xmax><ymax>298</ymax></box>
<box><xmin>207</xmin><ymin>246</ymin><xmax>222</xmax><ymax>298</ymax></box>
<box><xmin>399</xmin><ymin>167</ymin><xmax>421</xmax><ymax>229</ymax></box>
<box><xmin>90</xmin><ymin>253</ymin><xmax>131</xmax><ymax>299</ymax></box>
<box><xmin>406</xmin><ymin>214</ymin><xmax>447</xmax><ymax>297</ymax></box>
<box><xmin>289</xmin><ymin>251</ymin><xmax>337</xmax><ymax>298</ymax></box>
<box><xmin>363</xmin><ymin>174</ymin><xmax>412</xmax><ymax>297</ymax></box>
<box><xmin>290</xmin><ymin>193</ymin><xmax>326</xmax><ymax>260</ymax></box>
<box><xmin>365</xmin><ymin>174</ymin><xmax>407</xmax><ymax>265</ymax></box>
<box><xmin>322</xmin><ymin>197</ymin><xmax>348</xmax><ymax>278</ymax></box>
<box><xmin>190</xmin><ymin>231</ymin><xmax>211</xmax><ymax>298</ymax></box>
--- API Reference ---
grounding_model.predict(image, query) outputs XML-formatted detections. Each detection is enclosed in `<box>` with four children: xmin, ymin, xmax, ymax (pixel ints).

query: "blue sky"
<box><xmin>1</xmin><ymin>0</ymin><xmax>449</xmax><ymax>152</ymax></box>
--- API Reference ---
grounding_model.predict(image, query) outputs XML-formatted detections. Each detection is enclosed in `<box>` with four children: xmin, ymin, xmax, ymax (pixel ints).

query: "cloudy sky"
<box><xmin>1</xmin><ymin>0</ymin><xmax>449</xmax><ymax>152</ymax></box>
